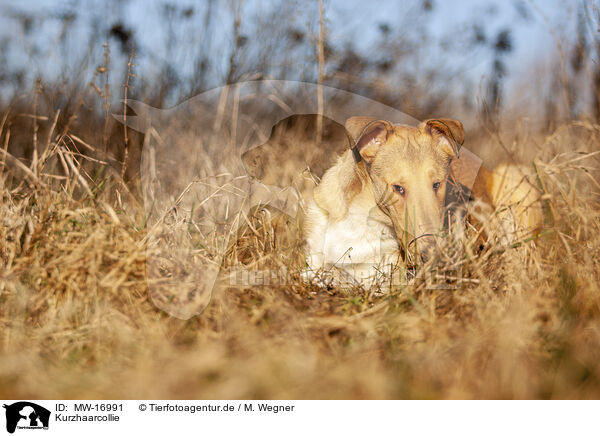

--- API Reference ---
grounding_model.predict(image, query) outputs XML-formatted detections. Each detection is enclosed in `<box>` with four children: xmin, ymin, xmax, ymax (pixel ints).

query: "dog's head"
<box><xmin>347</xmin><ymin>116</ymin><xmax>464</xmax><ymax>260</ymax></box>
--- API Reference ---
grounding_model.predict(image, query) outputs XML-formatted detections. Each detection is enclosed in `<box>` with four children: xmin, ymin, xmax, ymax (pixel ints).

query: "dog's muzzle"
<box><xmin>407</xmin><ymin>233</ymin><xmax>437</xmax><ymax>263</ymax></box>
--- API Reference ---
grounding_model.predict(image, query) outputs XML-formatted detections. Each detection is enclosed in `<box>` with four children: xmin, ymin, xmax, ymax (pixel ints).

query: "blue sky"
<box><xmin>0</xmin><ymin>0</ymin><xmax>580</xmax><ymax>103</ymax></box>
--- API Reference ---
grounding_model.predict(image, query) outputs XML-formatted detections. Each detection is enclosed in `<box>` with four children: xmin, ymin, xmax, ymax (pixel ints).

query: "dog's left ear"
<box><xmin>345</xmin><ymin>116</ymin><xmax>378</xmax><ymax>143</ymax></box>
<box><xmin>419</xmin><ymin>118</ymin><xmax>464</xmax><ymax>158</ymax></box>
<box><xmin>346</xmin><ymin>118</ymin><xmax>394</xmax><ymax>164</ymax></box>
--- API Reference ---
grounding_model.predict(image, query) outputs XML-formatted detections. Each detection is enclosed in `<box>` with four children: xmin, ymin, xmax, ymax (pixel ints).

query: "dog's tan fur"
<box><xmin>304</xmin><ymin>116</ymin><xmax>543</xmax><ymax>282</ymax></box>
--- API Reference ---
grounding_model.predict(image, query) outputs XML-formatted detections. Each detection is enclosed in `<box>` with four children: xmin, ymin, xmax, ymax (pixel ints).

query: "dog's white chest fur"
<box><xmin>305</xmin><ymin>192</ymin><xmax>399</xmax><ymax>274</ymax></box>
<box><xmin>323</xmin><ymin>204</ymin><xmax>397</xmax><ymax>264</ymax></box>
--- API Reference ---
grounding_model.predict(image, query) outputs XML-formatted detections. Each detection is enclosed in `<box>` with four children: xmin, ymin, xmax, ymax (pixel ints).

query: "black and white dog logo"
<box><xmin>3</xmin><ymin>402</ymin><xmax>50</xmax><ymax>434</ymax></box>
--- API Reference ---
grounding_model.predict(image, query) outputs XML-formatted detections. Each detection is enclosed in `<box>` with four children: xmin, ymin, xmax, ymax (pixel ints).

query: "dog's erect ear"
<box><xmin>419</xmin><ymin>118</ymin><xmax>464</xmax><ymax>158</ymax></box>
<box><xmin>345</xmin><ymin>116</ymin><xmax>378</xmax><ymax>143</ymax></box>
<box><xmin>351</xmin><ymin>119</ymin><xmax>394</xmax><ymax>164</ymax></box>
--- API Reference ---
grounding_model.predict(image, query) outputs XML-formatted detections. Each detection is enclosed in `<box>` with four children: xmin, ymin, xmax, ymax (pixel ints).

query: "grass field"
<box><xmin>1</xmin><ymin>100</ymin><xmax>600</xmax><ymax>400</ymax></box>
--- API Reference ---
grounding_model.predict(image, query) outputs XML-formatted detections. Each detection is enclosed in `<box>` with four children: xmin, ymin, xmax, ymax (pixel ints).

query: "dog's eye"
<box><xmin>433</xmin><ymin>182</ymin><xmax>441</xmax><ymax>192</ymax></box>
<box><xmin>392</xmin><ymin>184</ymin><xmax>405</xmax><ymax>196</ymax></box>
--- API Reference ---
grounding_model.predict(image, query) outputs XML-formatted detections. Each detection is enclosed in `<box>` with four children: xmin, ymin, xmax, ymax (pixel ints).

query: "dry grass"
<box><xmin>1</xmin><ymin>105</ymin><xmax>600</xmax><ymax>400</ymax></box>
